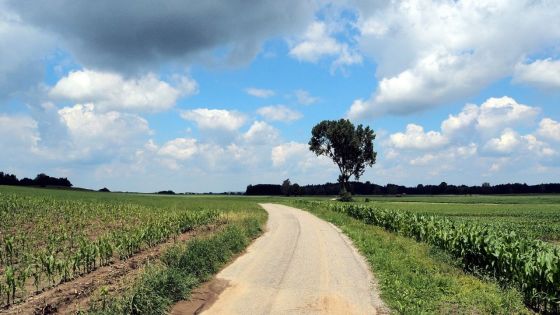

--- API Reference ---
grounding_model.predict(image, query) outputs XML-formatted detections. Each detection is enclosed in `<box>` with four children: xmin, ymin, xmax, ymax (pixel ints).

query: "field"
<box><xmin>1</xmin><ymin>187</ymin><xmax>559</xmax><ymax>314</ymax></box>
<box><xmin>355</xmin><ymin>194</ymin><xmax>560</xmax><ymax>242</ymax></box>
<box><xmin>0</xmin><ymin>186</ymin><xmax>267</xmax><ymax>313</ymax></box>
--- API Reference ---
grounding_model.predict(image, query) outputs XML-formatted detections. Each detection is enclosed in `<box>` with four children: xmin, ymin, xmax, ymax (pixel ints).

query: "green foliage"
<box><xmin>295</xmin><ymin>200</ymin><xmax>560</xmax><ymax>313</ymax></box>
<box><xmin>309</xmin><ymin>119</ymin><xmax>377</xmax><ymax>194</ymax></box>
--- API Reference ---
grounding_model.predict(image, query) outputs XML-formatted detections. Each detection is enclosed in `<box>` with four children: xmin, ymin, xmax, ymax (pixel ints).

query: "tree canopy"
<box><xmin>309</xmin><ymin>119</ymin><xmax>377</xmax><ymax>197</ymax></box>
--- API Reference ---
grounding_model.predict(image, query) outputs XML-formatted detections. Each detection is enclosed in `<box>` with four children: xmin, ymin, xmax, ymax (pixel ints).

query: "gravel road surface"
<box><xmin>202</xmin><ymin>203</ymin><xmax>386</xmax><ymax>315</ymax></box>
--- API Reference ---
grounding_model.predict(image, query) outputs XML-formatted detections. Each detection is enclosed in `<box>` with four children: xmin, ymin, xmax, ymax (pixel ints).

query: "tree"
<box><xmin>281</xmin><ymin>179</ymin><xmax>291</xmax><ymax>196</ymax></box>
<box><xmin>289</xmin><ymin>183</ymin><xmax>302</xmax><ymax>196</ymax></box>
<box><xmin>309</xmin><ymin>119</ymin><xmax>377</xmax><ymax>198</ymax></box>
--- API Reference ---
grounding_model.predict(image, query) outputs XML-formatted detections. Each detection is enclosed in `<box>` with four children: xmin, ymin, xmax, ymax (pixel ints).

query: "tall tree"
<box><xmin>309</xmin><ymin>119</ymin><xmax>377</xmax><ymax>198</ymax></box>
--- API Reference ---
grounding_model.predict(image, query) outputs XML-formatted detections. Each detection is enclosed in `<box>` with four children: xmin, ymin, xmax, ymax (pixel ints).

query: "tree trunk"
<box><xmin>338</xmin><ymin>174</ymin><xmax>350</xmax><ymax>195</ymax></box>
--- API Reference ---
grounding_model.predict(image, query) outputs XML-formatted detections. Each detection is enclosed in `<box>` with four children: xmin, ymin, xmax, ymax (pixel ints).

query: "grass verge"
<box><xmin>86</xmin><ymin>217</ymin><xmax>263</xmax><ymax>315</ymax></box>
<box><xmin>288</xmin><ymin>201</ymin><xmax>529</xmax><ymax>314</ymax></box>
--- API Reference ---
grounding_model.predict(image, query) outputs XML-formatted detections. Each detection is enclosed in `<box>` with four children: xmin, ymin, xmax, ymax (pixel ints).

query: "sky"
<box><xmin>1</xmin><ymin>0</ymin><xmax>559</xmax><ymax>192</ymax></box>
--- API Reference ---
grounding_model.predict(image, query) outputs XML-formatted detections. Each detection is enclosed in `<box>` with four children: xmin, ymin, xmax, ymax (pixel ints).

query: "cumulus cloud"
<box><xmin>243</xmin><ymin>121</ymin><xmax>279</xmax><ymax>145</ymax></box>
<box><xmin>294</xmin><ymin>89</ymin><xmax>319</xmax><ymax>105</ymax></box>
<box><xmin>181</xmin><ymin>108</ymin><xmax>246</xmax><ymax>131</ymax></box>
<box><xmin>484</xmin><ymin>129</ymin><xmax>521</xmax><ymax>154</ymax></box>
<box><xmin>382</xmin><ymin>96</ymin><xmax>558</xmax><ymax>183</ymax></box>
<box><xmin>289</xmin><ymin>21</ymin><xmax>362</xmax><ymax>70</ymax></box>
<box><xmin>538</xmin><ymin>118</ymin><xmax>560</xmax><ymax>142</ymax></box>
<box><xmin>257</xmin><ymin>105</ymin><xmax>302</xmax><ymax>122</ymax></box>
<box><xmin>514</xmin><ymin>59</ymin><xmax>560</xmax><ymax>89</ymax></box>
<box><xmin>389</xmin><ymin>124</ymin><xmax>448</xmax><ymax>150</ymax></box>
<box><xmin>7</xmin><ymin>0</ymin><xmax>316</xmax><ymax>71</ymax></box>
<box><xmin>349</xmin><ymin>0</ymin><xmax>560</xmax><ymax>118</ymax></box>
<box><xmin>271</xmin><ymin>142</ymin><xmax>308</xmax><ymax>167</ymax></box>
<box><xmin>246</xmin><ymin>87</ymin><xmax>275</xmax><ymax>98</ymax></box>
<box><xmin>158</xmin><ymin>138</ymin><xmax>198</xmax><ymax>160</ymax></box>
<box><xmin>50</xmin><ymin>69</ymin><xmax>197</xmax><ymax>112</ymax></box>
<box><xmin>441</xmin><ymin>97</ymin><xmax>539</xmax><ymax>136</ymax></box>
<box><xmin>271</xmin><ymin>141</ymin><xmax>336</xmax><ymax>182</ymax></box>
<box><xmin>57</xmin><ymin>103</ymin><xmax>151</xmax><ymax>158</ymax></box>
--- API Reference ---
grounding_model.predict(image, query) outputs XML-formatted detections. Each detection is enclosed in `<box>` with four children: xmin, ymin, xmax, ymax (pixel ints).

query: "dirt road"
<box><xmin>202</xmin><ymin>203</ymin><xmax>386</xmax><ymax>315</ymax></box>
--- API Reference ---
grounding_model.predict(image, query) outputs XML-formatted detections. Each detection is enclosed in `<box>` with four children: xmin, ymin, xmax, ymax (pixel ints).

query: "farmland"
<box><xmin>355</xmin><ymin>194</ymin><xmax>560</xmax><ymax>242</ymax></box>
<box><xmin>1</xmin><ymin>186</ymin><xmax>559</xmax><ymax>314</ymax></box>
<box><xmin>0</xmin><ymin>186</ymin><xmax>266</xmax><ymax>313</ymax></box>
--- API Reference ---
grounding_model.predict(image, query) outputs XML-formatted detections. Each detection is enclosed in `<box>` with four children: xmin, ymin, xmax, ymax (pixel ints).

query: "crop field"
<box><xmin>0</xmin><ymin>186</ymin><xmax>266</xmax><ymax>313</ymax></box>
<box><xmin>356</xmin><ymin>194</ymin><xmax>560</xmax><ymax>242</ymax></box>
<box><xmin>2</xmin><ymin>186</ymin><xmax>559</xmax><ymax>314</ymax></box>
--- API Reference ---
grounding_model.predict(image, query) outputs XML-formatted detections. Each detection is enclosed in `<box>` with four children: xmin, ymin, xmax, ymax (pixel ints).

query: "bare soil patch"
<box><xmin>169</xmin><ymin>278</ymin><xmax>229</xmax><ymax>315</ymax></box>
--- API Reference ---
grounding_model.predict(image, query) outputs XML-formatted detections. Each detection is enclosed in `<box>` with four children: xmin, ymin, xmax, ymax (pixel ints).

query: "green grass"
<box><xmin>289</xmin><ymin>200</ymin><xmax>530</xmax><ymax>314</ymax></box>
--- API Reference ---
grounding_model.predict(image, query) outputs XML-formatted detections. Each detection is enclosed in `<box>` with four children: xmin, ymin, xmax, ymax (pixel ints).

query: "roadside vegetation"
<box><xmin>292</xmin><ymin>198</ymin><xmax>559</xmax><ymax>313</ymax></box>
<box><xmin>87</xmin><ymin>219</ymin><xmax>262</xmax><ymax>314</ymax></box>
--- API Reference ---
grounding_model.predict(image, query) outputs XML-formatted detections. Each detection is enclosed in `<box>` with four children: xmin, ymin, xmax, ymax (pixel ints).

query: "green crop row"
<box><xmin>295</xmin><ymin>200</ymin><xmax>560</xmax><ymax>313</ymax></box>
<box><xmin>0</xmin><ymin>193</ymin><xmax>219</xmax><ymax>307</ymax></box>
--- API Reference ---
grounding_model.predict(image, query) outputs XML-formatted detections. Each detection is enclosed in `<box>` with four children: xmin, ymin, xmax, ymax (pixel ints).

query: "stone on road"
<box><xmin>202</xmin><ymin>203</ymin><xmax>386</xmax><ymax>315</ymax></box>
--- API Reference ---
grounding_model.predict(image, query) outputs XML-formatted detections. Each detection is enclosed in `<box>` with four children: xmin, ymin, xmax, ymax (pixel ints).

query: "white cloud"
<box><xmin>271</xmin><ymin>141</ymin><xmax>337</xmax><ymax>182</ymax></box>
<box><xmin>158</xmin><ymin>138</ymin><xmax>198</xmax><ymax>160</ymax></box>
<box><xmin>257</xmin><ymin>105</ymin><xmax>302</xmax><ymax>122</ymax></box>
<box><xmin>441</xmin><ymin>104</ymin><xmax>479</xmax><ymax>135</ymax></box>
<box><xmin>289</xmin><ymin>21</ymin><xmax>340</xmax><ymax>62</ymax></box>
<box><xmin>57</xmin><ymin>103</ymin><xmax>151</xmax><ymax>158</ymax></box>
<box><xmin>377</xmin><ymin>96</ymin><xmax>559</xmax><ymax>185</ymax></box>
<box><xmin>410</xmin><ymin>154</ymin><xmax>436</xmax><ymax>166</ymax></box>
<box><xmin>476</xmin><ymin>97</ymin><xmax>539</xmax><ymax>132</ymax></box>
<box><xmin>294</xmin><ymin>89</ymin><xmax>319</xmax><ymax>105</ymax></box>
<box><xmin>349</xmin><ymin>1</ymin><xmax>560</xmax><ymax>118</ymax></box>
<box><xmin>0</xmin><ymin>114</ymin><xmax>40</xmax><ymax>152</ymax></box>
<box><xmin>246</xmin><ymin>87</ymin><xmax>275</xmax><ymax>98</ymax></box>
<box><xmin>180</xmin><ymin>108</ymin><xmax>246</xmax><ymax>131</ymax></box>
<box><xmin>514</xmin><ymin>59</ymin><xmax>560</xmax><ymax>89</ymax></box>
<box><xmin>243</xmin><ymin>121</ymin><xmax>279</xmax><ymax>145</ymax></box>
<box><xmin>50</xmin><ymin>69</ymin><xmax>197</xmax><ymax>112</ymax></box>
<box><xmin>484</xmin><ymin>129</ymin><xmax>521</xmax><ymax>154</ymax></box>
<box><xmin>388</xmin><ymin>124</ymin><xmax>448</xmax><ymax>150</ymax></box>
<box><xmin>289</xmin><ymin>21</ymin><xmax>362</xmax><ymax>70</ymax></box>
<box><xmin>523</xmin><ymin>134</ymin><xmax>556</xmax><ymax>157</ymax></box>
<box><xmin>537</xmin><ymin>118</ymin><xmax>560</xmax><ymax>142</ymax></box>
<box><xmin>271</xmin><ymin>142</ymin><xmax>307</xmax><ymax>167</ymax></box>
<box><xmin>441</xmin><ymin>97</ymin><xmax>539</xmax><ymax>136</ymax></box>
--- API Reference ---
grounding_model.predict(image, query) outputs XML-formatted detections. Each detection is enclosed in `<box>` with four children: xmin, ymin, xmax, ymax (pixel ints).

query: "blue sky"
<box><xmin>1</xmin><ymin>0</ymin><xmax>559</xmax><ymax>192</ymax></box>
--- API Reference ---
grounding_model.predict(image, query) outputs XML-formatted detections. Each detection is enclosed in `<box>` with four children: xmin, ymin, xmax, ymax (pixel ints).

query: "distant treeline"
<box><xmin>246</xmin><ymin>181</ymin><xmax>560</xmax><ymax>195</ymax></box>
<box><xmin>0</xmin><ymin>172</ymin><xmax>72</xmax><ymax>187</ymax></box>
